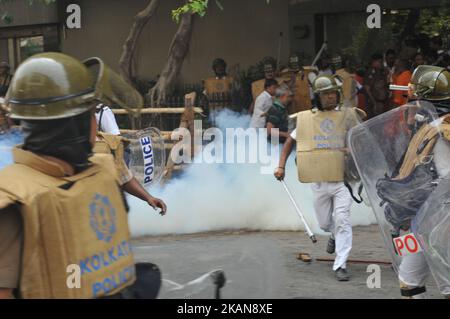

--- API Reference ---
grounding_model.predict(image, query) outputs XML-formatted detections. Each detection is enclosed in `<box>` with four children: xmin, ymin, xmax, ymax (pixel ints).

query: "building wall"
<box><xmin>60</xmin><ymin>0</ymin><xmax>292</xmax><ymax>84</ymax></box>
<box><xmin>289</xmin><ymin>0</ymin><xmax>444</xmax><ymax>13</ymax></box>
<box><xmin>289</xmin><ymin>10</ymin><xmax>316</xmax><ymax>62</ymax></box>
<box><xmin>0</xmin><ymin>0</ymin><xmax>60</xmax><ymax>68</ymax></box>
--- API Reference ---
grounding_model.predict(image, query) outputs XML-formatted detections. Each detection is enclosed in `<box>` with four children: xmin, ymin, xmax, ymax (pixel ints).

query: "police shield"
<box><xmin>348</xmin><ymin>101</ymin><xmax>441</xmax><ymax>272</ymax></box>
<box><xmin>413</xmin><ymin>174</ymin><xmax>450</xmax><ymax>295</ymax></box>
<box><xmin>125</xmin><ymin>128</ymin><xmax>165</xmax><ymax>188</ymax></box>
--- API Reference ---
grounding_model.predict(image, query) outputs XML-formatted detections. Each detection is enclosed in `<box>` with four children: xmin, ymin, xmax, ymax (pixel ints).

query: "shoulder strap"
<box><xmin>97</xmin><ymin>132</ymin><xmax>129</xmax><ymax>151</ymax></box>
<box><xmin>344</xmin><ymin>181</ymin><xmax>364</xmax><ymax>204</ymax></box>
<box><xmin>98</xmin><ymin>106</ymin><xmax>106</xmax><ymax>132</ymax></box>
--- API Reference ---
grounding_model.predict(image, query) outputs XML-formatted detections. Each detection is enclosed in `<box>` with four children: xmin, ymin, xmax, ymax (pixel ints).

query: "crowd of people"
<box><xmin>246</xmin><ymin>36</ymin><xmax>447</xmax><ymax>130</ymax></box>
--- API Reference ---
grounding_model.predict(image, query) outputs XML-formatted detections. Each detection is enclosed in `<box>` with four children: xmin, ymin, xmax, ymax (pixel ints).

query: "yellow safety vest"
<box><xmin>0</xmin><ymin>152</ymin><xmax>136</xmax><ymax>299</ymax></box>
<box><xmin>296</xmin><ymin>108</ymin><xmax>359</xmax><ymax>183</ymax></box>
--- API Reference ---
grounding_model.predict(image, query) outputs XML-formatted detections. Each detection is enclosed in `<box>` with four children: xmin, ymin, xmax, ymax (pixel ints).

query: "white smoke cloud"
<box><xmin>0</xmin><ymin>129</ymin><xmax>23</xmax><ymax>169</ymax></box>
<box><xmin>129</xmin><ymin>110</ymin><xmax>377</xmax><ymax>237</ymax></box>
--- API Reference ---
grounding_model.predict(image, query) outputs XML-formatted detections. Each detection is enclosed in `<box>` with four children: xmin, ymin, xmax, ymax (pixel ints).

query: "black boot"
<box><xmin>335</xmin><ymin>267</ymin><xmax>350</xmax><ymax>282</ymax></box>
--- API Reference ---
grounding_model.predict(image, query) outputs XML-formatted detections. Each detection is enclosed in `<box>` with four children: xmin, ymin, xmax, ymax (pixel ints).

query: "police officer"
<box><xmin>0</xmin><ymin>53</ymin><xmax>158</xmax><ymax>299</ymax></box>
<box><xmin>387</xmin><ymin>66</ymin><xmax>449</xmax><ymax>298</ymax></box>
<box><xmin>348</xmin><ymin>65</ymin><xmax>450</xmax><ymax>298</ymax></box>
<box><xmin>251</xmin><ymin>58</ymin><xmax>278</xmax><ymax>102</ymax></box>
<box><xmin>333</xmin><ymin>55</ymin><xmax>361</xmax><ymax>108</ymax></box>
<box><xmin>204</xmin><ymin>58</ymin><xmax>234</xmax><ymax>94</ymax></box>
<box><xmin>274</xmin><ymin>75</ymin><xmax>364</xmax><ymax>281</ymax></box>
<box><xmin>203</xmin><ymin>58</ymin><xmax>235</xmax><ymax>118</ymax></box>
<box><xmin>284</xmin><ymin>54</ymin><xmax>317</xmax><ymax>114</ymax></box>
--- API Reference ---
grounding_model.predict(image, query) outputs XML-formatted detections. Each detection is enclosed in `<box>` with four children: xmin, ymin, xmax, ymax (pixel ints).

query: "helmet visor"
<box><xmin>83</xmin><ymin>57</ymin><xmax>143</xmax><ymax>116</ymax></box>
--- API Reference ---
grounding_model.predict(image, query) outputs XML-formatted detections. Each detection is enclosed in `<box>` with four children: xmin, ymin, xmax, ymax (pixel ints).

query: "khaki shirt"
<box><xmin>94</xmin><ymin>133</ymin><xmax>133</xmax><ymax>186</ymax></box>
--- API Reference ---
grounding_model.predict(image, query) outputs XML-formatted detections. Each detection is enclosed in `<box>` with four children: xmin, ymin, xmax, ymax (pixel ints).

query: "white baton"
<box><xmin>281</xmin><ymin>180</ymin><xmax>317</xmax><ymax>244</ymax></box>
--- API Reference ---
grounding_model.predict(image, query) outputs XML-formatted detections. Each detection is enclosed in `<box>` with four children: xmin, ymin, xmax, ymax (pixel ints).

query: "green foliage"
<box><xmin>417</xmin><ymin>2</ymin><xmax>450</xmax><ymax>36</ymax></box>
<box><xmin>172</xmin><ymin>0</ymin><xmax>270</xmax><ymax>23</ymax></box>
<box><xmin>171</xmin><ymin>0</ymin><xmax>212</xmax><ymax>23</ymax></box>
<box><xmin>341</xmin><ymin>3</ymin><xmax>450</xmax><ymax>62</ymax></box>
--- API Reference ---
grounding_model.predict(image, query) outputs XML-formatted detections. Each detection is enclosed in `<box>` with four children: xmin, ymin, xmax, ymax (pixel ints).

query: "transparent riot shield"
<box><xmin>125</xmin><ymin>128</ymin><xmax>166</xmax><ymax>188</ymax></box>
<box><xmin>413</xmin><ymin>174</ymin><xmax>450</xmax><ymax>296</ymax></box>
<box><xmin>348</xmin><ymin>101</ymin><xmax>440</xmax><ymax>273</ymax></box>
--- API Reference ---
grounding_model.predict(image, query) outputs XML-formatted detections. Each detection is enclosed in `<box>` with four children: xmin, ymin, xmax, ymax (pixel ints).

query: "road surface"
<box><xmin>131</xmin><ymin>225</ymin><xmax>441</xmax><ymax>299</ymax></box>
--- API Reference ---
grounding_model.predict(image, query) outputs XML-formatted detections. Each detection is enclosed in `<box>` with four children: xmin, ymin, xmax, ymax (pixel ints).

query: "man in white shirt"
<box><xmin>95</xmin><ymin>104</ymin><xmax>121</xmax><ymax>135</ymax></box>
<box><xmin>249</xmin><ymin>79</ymin><xmax>278</xmax><ymax>128</ymax></box>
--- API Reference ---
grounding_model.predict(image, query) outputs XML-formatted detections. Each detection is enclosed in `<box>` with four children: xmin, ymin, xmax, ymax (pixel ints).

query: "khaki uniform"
<box><xmin>204</xmin><ymin>76</ymin><xmax>234</xmax><ymax>111</ymax></box>
<box><xmin>0</xmin><ymin>148</ymin><xmax>136</xmax><ymax>298</ymax></box>
<box><xmin>287</xmin><ymin>68</ymin><xmax>317</xmax><ymax>115</ymax></box>
<box><xmin>204</xmin><ymin>76</ymin><xmax>234</xmax><ymax>96</ymax></box>
<box><xmin>251</xmin><ymin>77</ymin><xmax>285</xmax><ymax>101</ymax></box>
<box><xmin>94</xmin><ymin>132</ymin><xmax>133</xmax><ymax>186</ymax></box>
<box><xmin>251</xmin><ymin>79</ymin><xmax>266</xmax><ymax>101</ymax></box>
<box><xmin>335</xmin><ymin>69</ymin><xmax>358</xmax><ymax>108</ymax></box>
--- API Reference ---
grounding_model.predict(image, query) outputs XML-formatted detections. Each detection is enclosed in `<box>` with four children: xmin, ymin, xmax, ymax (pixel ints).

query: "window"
<box><xmin>18</xmin><ymin>35</ymin><xmax>44</xmax><ymax>62</ymax></box>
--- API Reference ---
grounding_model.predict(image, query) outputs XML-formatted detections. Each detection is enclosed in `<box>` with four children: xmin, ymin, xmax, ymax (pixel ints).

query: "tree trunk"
<box><xmin>119</xmin><ymin>0</ymin><xmax>161</xmax><ymax>83</ymax></box>
<box><xmin>148</xmin><ymin>14</ymin><xmax>195</xmax><ymax>107</ymax></box>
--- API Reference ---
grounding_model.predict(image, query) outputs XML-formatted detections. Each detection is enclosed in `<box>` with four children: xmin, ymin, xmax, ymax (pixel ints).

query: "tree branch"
<box><xmin>148</xmin><ymin>13</ymin><xmax>195</xmax><ymax>107</ymax></box>
<box><xmin>119</xmin><ymin>0</ymin><xmax>161</xmax><ymax>83</ymax></box>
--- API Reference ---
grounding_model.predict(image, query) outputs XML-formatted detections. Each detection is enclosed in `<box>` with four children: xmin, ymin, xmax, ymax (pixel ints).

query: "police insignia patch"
<box><xmin>89</xmin><ymin>194</ymin><xmax>117</xmax><ymax>243</ymax></box>
<box><xmin>320</xmin><ymin>119</ymin><xmax>336</xmax><ymax>134</ymax></box>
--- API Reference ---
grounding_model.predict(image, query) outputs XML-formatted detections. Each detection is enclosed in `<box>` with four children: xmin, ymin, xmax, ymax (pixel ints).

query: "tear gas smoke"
<box><xmin>0</xmin><ymin>111</ymin><xmax>377</xmax><ymax>237</ymax></box>
<box><xmin>128</xmin><ymin>109</ymin><xmax>377</xmax><ymax>237</ymax></box>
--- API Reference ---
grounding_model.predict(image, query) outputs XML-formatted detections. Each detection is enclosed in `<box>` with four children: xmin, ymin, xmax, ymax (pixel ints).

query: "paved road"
<box><xmin>132</xmin><ymin>225</ymin><xmax>441</xmax><ymax>299</ymax></box>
